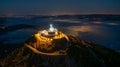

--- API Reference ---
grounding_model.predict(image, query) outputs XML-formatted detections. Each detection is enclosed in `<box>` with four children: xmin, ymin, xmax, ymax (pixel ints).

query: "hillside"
<box><xmin>0</xmin><ymin>35</ymin><xmax>120</xmax><ymax>67</ymax></box>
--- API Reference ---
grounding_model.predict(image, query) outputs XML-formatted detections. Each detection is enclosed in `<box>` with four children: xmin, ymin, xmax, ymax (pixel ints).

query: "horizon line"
<box><xmin>1</xmin><ymin>14</ymin><xmax>120</xmax><ymax>17</ymax></box>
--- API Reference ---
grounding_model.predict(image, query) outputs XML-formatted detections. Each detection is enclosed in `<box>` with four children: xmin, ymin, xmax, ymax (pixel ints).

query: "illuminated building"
<box><xmin>25</xmin><ymin>24</ymin><xmax>69</xmax><ymax>55</ymax></box>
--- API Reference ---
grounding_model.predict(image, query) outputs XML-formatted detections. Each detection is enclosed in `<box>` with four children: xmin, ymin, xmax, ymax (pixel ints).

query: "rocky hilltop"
<box><xmin>0</xmin><ymin>34</ymin><xmax>120</xmax><ymax>67</ymax></box>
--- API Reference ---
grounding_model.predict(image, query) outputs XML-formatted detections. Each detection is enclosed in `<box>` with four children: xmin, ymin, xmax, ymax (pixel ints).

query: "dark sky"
<box><xmin>0</xmin><ymin>0</ymin><xmax>120</xmax><ymax>16</ymax></box>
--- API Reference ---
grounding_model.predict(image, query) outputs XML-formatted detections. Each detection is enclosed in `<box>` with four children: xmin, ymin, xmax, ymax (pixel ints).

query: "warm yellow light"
<box><xmin>41</xmin><ymin>30</ymin><xmax>48</xmax><ymax>35</ymax></box>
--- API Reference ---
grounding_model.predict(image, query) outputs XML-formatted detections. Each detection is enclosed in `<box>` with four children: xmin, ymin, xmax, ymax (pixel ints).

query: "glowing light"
<box><xmin>41</xmin><ymin>30</ymin><xmax>48</xmax><ymax>35</ymax></box>
<box><xmin>29</xmin><ymin>24</ymin><xmax>70</xmax><ymax>53</ymax></box>
<box><xmin>49</xmin><ymin>24</ymin><xmax>56</xmax><ymax>32</ymax></box>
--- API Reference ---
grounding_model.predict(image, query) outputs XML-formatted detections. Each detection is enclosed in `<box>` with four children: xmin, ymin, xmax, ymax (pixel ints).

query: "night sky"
<box><xmin>0</xmin><ymin>0</ymin><xmax>120</xmax><ymax>16</ymax></box>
